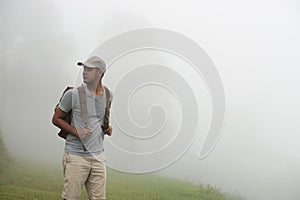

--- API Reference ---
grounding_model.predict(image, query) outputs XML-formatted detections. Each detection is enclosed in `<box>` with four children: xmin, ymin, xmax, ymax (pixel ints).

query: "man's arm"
<box><xmin>52</xmin><ymin>107</ymin><xmax>78</xmax><ymax>136</ymax></box>
<box><xmin>52</xmin><ymin>107</ymin><xmax>92</xmax><ymax>138</ymax></box>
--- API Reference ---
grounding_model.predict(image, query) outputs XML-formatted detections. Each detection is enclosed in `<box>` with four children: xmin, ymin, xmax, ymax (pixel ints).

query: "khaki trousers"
<box><xmin>62</xmin><ymin>152</ymin><xmax>106</xmax><ymax>200</ymax></box>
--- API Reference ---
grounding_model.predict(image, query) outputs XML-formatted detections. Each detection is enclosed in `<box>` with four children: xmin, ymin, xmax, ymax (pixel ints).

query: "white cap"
<box><xmin>77</xmin><ymin>56</ymin><xmax>106</xmax><ymax>73</ymax></box>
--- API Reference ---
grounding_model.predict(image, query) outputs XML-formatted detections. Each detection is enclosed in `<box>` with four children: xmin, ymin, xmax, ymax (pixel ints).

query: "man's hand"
<box><xmin>104</xmin><ymin>125</ymin><xmax>113</xmax><ymax>136</ymax></box>
<box><xmin>77</xmin><ymin>128</ymin><xmax>92</xmax><ymax>139</ymax></box>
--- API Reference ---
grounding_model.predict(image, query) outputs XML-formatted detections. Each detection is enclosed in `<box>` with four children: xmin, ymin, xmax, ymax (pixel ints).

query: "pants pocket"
<box><xmin>62</xmin><ymin>153</ymin><xmax>68</xmax><ymax>175</ymax></box>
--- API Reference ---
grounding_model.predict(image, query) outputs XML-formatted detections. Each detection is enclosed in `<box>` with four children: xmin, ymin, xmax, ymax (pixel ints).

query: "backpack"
<box><xmin>55</xmin><ymin>85</ymin><xmax>111</xmax><ymax>140</ymax></box>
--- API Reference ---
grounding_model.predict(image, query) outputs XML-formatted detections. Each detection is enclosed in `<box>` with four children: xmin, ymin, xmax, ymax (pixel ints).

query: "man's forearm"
<box><xmin>52</xmin><ymin>117</ymin><xmax>78</xmax><ymax>136</ymax></box>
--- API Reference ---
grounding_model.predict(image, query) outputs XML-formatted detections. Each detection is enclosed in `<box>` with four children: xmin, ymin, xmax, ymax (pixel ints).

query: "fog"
<box><xmin>1</xmin><ymin>0</ymin><xmax>300</xmax><ymax>200</ymax></box>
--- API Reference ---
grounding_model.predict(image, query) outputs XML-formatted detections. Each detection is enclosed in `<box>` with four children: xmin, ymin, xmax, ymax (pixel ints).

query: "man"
<box><xmin>52</xmin><ymin>56</ymin><xmax>112</xmax><ymax>200</ymax></box>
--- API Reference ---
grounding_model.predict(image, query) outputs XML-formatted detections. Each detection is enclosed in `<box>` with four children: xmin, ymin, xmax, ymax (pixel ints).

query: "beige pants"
<box><xmin>62</xmin><ymin>152</ymin><xmax>106</xmax><ymax>200</ymax></box>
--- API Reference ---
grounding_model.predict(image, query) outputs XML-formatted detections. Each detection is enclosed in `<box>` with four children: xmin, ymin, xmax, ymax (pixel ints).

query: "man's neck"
<box><xmin>86</xmin><ymin>81</ymin><xmax>103</xmax><ymax>96</ymax></box>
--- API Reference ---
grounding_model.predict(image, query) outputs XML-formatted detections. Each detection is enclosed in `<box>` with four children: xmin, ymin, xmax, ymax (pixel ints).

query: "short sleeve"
<box><xmin>58</xmin><ymin>89</ymin><xmax>73</xmax><ymax>113</ymax></box>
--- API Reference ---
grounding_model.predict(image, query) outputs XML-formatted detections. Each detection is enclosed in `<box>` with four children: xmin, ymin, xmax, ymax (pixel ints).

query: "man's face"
<box><xmin>82</xmin><ymin>66</ymin><xmax>102</xmax><ymax>84</ymax></box>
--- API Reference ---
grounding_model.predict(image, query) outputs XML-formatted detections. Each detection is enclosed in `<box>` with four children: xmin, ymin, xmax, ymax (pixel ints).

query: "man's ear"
<box><xmin>97</xmin><ymin>70</ymin><xmax>104</xmax><ymax>78</ymax></box>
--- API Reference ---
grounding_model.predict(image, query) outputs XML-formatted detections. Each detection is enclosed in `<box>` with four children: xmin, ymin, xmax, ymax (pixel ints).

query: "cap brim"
<box><xmin>77</xmin><ymin>61</ymin><xmax>98</xmax><ymax>68</ymax></box>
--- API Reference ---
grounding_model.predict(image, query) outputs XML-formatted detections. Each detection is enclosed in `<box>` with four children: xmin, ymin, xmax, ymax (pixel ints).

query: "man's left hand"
<box><xmin>104</xmin><ymin>125</ymin><xmax>113</xmax><ymax>136</ymax></box>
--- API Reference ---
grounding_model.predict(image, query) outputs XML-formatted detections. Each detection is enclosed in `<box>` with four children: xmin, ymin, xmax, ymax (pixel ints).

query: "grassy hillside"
<box><xmin>0</xmin><ymin>132</ymin><xmax>13</xmax><ymax>174</ymax></box>
<box><xmin>0</xmin><ymin>133</ymin><xmax>245</xmax><ymax>200</ymax></box>
<box><xmin>0</xmin><ymin>164</ymin><xmax>245</xmax><ymax>200</ymax></box>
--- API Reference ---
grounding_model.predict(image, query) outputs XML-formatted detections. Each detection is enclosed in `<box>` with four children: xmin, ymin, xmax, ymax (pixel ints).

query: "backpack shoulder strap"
<box><xmin>77</xmin><ymin>85</ymin><xmax>88</xmax><ymax>151</ymax></box>
<box><xmin>77</xmin><ymin>85</ymin><xmax>88</xmax><ymax>128</ymax></box>
<box><xmin>104</xmin><ymin>86</ymin><xmax>111</xmax><ymax>124</ymax></box>
<box><xmin>104</xmin><ymin>86</ymin><xmax>111</xmax><ymax>108</ymax></box>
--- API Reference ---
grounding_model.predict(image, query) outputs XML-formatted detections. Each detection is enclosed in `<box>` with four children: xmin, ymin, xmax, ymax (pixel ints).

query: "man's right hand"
<box><xmin>77</xmin><ymin>128</ymin><xmax>92</xmax><ymax>139</ymax></box>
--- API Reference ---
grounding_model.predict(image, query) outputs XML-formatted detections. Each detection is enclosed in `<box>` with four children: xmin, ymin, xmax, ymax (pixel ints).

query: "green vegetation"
<box><xmin>0</xmin><ymin>165</ymin><xmax>244</xmax><ymax>200</ymax></box>
<box><xmin>0</xmin><ymin>133</ymin><xmax>245</xmax><ymax>200</ymax></box>
<box><xmin>0</xmin><ymin>132</ymin><xmax>14</xmax><ymax>174</ymax></box>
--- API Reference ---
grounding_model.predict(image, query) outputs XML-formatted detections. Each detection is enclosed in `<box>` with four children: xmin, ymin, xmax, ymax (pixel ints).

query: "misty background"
<box><xmin>1</xmin><ymin>0</ymin><xmax>300</xmax><ymax>200</ymax></box>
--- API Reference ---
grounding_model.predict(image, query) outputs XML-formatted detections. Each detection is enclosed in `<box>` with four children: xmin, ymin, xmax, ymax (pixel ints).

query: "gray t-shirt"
<box><xmin>58</xmin><ymin>84</ymin><xmax>113</xmax><ymax>156</ymax></box>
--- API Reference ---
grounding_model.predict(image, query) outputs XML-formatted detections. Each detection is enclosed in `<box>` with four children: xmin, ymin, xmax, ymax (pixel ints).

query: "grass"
<box><xmin>0</xmin><ymin>133</ymin><xmax>245</xmax><ymax>200</ymax></box>
<box><xmin>0</xmin><ymin>162</ymin><xmax>246</xmax><ymax>200</ymax></box>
